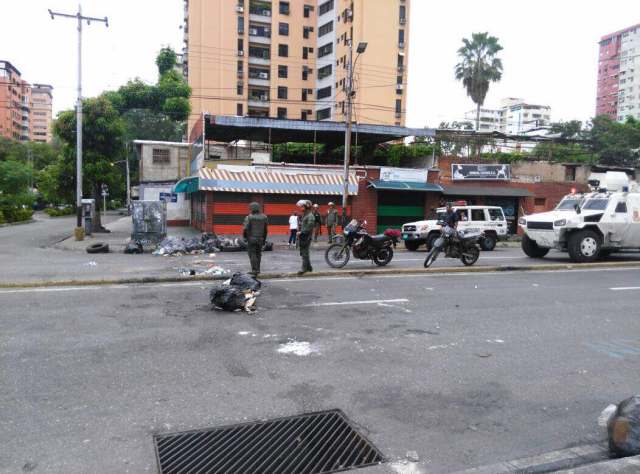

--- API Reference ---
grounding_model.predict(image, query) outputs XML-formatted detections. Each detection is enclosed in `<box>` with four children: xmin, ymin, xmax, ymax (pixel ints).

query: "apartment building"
<box><xmin>31</xmin><ymin>84</ymin><xmax>53</xmax><ymax>143</ymax></box>
<box><xmin>596</xmin><ymin>23</ymin><xmax>640</xmax><ymax>121</ymax></box>
<box><xmin>183</xmin><ymin>0</ymin><xmax>410</xmax><ymax>133</ymax></box>
<box><xmin>464</xmin><ymin>98</ymin><xmax>552</xmax><ymax>134</ymax></box>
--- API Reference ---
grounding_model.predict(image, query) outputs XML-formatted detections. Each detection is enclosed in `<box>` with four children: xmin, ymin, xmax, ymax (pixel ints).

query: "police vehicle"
<box><xmin>401</xmin><ymin>202</ymin><xmax>509</xmax><ymax>251</ymax></box>
<box><xmin>519</xmin><ymin>172</ymin><xmax>640</xmax><ymax>262</ymax></box>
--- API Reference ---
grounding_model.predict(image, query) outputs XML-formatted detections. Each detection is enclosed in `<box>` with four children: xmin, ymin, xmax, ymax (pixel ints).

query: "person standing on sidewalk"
<box><xmin>243</xmin><ymin>202</ymin><xmax>268</xmax><ymax>277</ymax></box>
<box><xmin>297</xmin><ymin>200</ymin><xmax>315</xmax><ymax>274</ymax></box>
<box><xmin>288</xmin><ymin>211</ymin><xmax>298</xmax><ymax>247</ymax></box>
<box><xmin>313</xmin><ymin>204</ymin><xmax>322</xmax><ymax>242</ymax></box>
<box><xmin>326</xmin><ymin>202</ymin><xmax>338</xmax><ymax>243</ymax></box>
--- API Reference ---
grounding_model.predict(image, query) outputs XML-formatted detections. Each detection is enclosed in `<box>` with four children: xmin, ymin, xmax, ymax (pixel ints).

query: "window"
<box><xmin>278</xmin><ymin>44</ymin><xmax>289</xmax><ymax>57</ymax></box>
<box><xmin>205</xmin><ymin>154</ymin><xmax>221</xmax><ymax>162</ymax></box>
<box><xmin>318</xmin><ymin>64</ymin><xmax>332</xmax><ymax>79</ymax></box>
<box><xmin>238</xmin><ymin>17</ymin><xmax>244</xmax><ymax>34</ymax></box>
<box><xmin>302</xmin><ymin>66</ymin><xmax>310</xmax><ymax>80</ymax></box>
<box><xmin>304</xmin><ymin>4</ymin><xmax>313</xmax><ymax>17</ymax></box>
<box><xmin>237</xmin><ymin>82</ymin><xmax>243</xmax><ymax>95</ymax></box>
<box><xmin>237</xmin><ymin>103</ymin><xmax>243</xmax><ymax>116</ymax></box>
<box><xmin>237</xmin><ymin>60</ymin><xmax>244</xmax><ymax>75</ymax></box>
<box><xmin>534</xmin><ymin>198</ymin><xmax>546</xmax><ymax>207</ymax></box>
<box><xmin>317</xmin><ymin>86</ymin><xmax>332</xmax><ymax>99</ymax></box>
<box><xmin>318</xmin><ymin>42</ymin><xmax>333</xmax><ymax>58</ymax></box>
<box><xmin>277</xmin><ymin>107</ymin><xmax>287</xmax><ymax>119</ymax></box>
<box><xmin>564</xmin><ymin>166</ymin><xmax>576</xmax><ymax>181</ymax></box>
<box><xmin>278</xmin><ymin>86</ymin><xmax>288</xmax><ymax>99</ymax></box>
<box><xmin>278</xmin><ymin>65</ymin><xmax>288</xmax><ymax>78</ymax></box>
<box><xmin>457</xmin><ymin>209</ymin><xmax>469</xmax><ymax>221</ymax></box>
<box><xmin>583</xmin><ymin>199</ymin><xmax>610</xmax><ymax>210</ymax></box>
<box><xmin>279</xmin><ymin>22</ymin><xmax>289</xmax><ymax>36</ymax></box>
<box><xmin>319</xmin><ymin>21</ymin><xmax>333</xmax><ymax>37</ymax></box>
<box><xmin>303</xmin><ymin>26</ymin><xmax>313</xmax><ymax>39</ymax></box>
<box><xmin>302</xmin><ymin>47</ymin><xmax>313</xmax><ymax>59</ymax></box>
<box><xmin>301</xmin><ymin>110</ymin><xmax>309</xmax><ymax>120</ymax></box>
<box><xmin>238</xmin><ymin>38</ymin><xmax>244</xmax><ymax>53</ymax></box>
<box><xmin>395</xmin><ymin>99</ymin><xmax>402</xmax><ymax>114</ymax></box>
<box><xmin>616</xmin><ymin>201</ymin><xmax>628</xmax><ymax>213</ymax></box>
<box><xmin>488</xmin><ymin>208</ymin><xmax>504</xmax><ymax>221</ymax></box>
<box><xmin>152</xmin><ymin>148</ymin><xmax>170</xmax><ymax>164</ymax></box>
<box><xmin>398</xmin><ymin>29</ymin><xmax>405</xmax><ymax>44</ymax></box>
<box><xmin>279</xmin><ymin>1</ymin><xmax>289</xmax><ymax>14</ymax></box>
<box><xmin>319</xmin><ymin>0</ymin><xmax>334</xmax><ymax>15</ymax></box>
<box><xmin>471</xmin><ymin>209</ymin><xmax>486</xmax><ymax>221</ymax></box>
<box><xmin>302</xmin><ymin>89</ymin><xmax>313</xmax><ymax>101</ymax></box>
<box><xmin>399</xmin><ymin>5</ymin><xmax>406</xmax><ymax>21</ymax></box>
<box><xmin>317</xmin><ymin>107</ymin><xmax>331</xmax><ymax>120</ymax></box>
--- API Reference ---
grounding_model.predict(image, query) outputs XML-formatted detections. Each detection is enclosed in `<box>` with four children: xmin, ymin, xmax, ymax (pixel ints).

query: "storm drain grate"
<box><xmin>154</xmin><ymin>409</ymin><xmax>385</xmax><ymax>474</ymax></box>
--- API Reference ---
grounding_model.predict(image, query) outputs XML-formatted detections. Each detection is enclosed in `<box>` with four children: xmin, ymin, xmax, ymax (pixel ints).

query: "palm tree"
<box><xmin>455</xmin><ymin>33</ymin><xmax>503</xmax><ymax>131</ymax></box>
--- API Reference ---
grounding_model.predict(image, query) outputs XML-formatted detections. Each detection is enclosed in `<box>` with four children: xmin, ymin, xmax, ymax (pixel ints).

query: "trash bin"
<box><xmin>82</xmin><ymin>199</ymin><xmax>96</xmax><ymax>236</ymax></box>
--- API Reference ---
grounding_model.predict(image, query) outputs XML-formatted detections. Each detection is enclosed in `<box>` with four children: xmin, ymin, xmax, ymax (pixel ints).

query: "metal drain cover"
<box><xmin>154</xmin><ymin>409</ymin><xmax>385</xmax><ymax>473</ymax></box>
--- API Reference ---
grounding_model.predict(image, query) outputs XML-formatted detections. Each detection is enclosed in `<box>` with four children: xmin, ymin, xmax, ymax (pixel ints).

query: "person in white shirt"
<box><xmin>288</xmin><ymin>212</ymin><xmax>299</xmax><ymax>247</ymax></box>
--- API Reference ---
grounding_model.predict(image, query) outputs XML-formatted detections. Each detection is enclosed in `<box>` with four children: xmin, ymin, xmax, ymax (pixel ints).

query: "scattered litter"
<box><xmin>154</xmin><ymin>233</ymin><xmax>272</xmax><ymax>256</ymax></box>
<box><xmin>474</xmin><ymin>352</ymin><xmax>493</xmax><ymax>358</ymax></box>
<box><xmin>277</xmin><ymin>340</ymin><xmax>318</xmax><ymax>356</ymax></box>
<box><xmin>124</xmin><ymin>240</ymin><xmax>143</xmax><ymax>254</ymax></box>
<box><xmin>238</xmin><ymin>331</ymin><xmax>250</xmax><ymax>336</ymax></box>
<box><xmin>406</xmin><ymin>451</ymin><xmax>419</xmax><ymax>462</ymax></box>
<box><xmin>607</xmin><ymin>396</ymin><xmax>640</xmax><ymax>456</ymax></box>
<box><xmin>390</xmin><ymin>461</ymin><xmax>423</xmax><ymax>474</ymax></box>
<box><xmin>209</xmin><ymin>272</ymin><xmax>261</xmax><ymax>312</ymax></box>
<box><xmin>532</xmin><ymin>283</ymin><xmax>540</xmax><ymax>287</ymax></box>
<box><xmin>486</xmin><ymin>339</ymin><xmax>505</xmax><ymax>344</ymax></box>
<box><xmin>85</xmin><ymin>261</ymin><xmax>97</xmax><ymax>267</ymax></box>
<box><xmin>179</xmin><ymin>266</ymin><xmax>228</xmax><ymax>277</ymax></box>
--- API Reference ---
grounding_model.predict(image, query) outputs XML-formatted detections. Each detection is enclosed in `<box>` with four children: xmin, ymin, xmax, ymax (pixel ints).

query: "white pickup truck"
<box><xmin>519</xmin><ymin>172</ymin><xmax>640</xmax><ymax>262</ymax></box>
<box><xmin>401</xmin><ymin>204</ymin><xmax>509</xmax><ymax>251</ymax></box>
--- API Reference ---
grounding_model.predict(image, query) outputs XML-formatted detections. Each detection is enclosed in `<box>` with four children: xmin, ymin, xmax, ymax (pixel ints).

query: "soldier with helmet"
<box><xmin>297</xmin><ymin>200</ymin><xmax>315</xmax><ymax>274</ymax></box>
<box><xmin>243</xmin><ymin>202</ymin><xmax>268</xmax><ymax>277</ymax></box>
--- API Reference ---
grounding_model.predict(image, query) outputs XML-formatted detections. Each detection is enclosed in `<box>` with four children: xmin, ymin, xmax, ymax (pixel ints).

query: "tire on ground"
<box><xmin>480</xmin><ymin>233</ymin><xmax>497</xmax><ymax>251</ymax></box>
<box><xmin>567</xmin><ymin>229</ymin><xmax>602</xmax><ymax>263</ymax></box>
<box><xmin>521</xmin><ymin>234</ymin><xmax>549</xmax><ymax>258</ymax></box>
<box><xmin>86</xmin><ymin>242</ymin><xmax>109</xmax><ymax>254</ymax></box>
<box><xmin>404</xmin><ymin>240</ymin><xmax>421</xmax><ymax>251</ymax></box>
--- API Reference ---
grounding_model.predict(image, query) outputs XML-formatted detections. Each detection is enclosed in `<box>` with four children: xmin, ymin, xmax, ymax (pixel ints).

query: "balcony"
<box><xmin>248</xmin><ymin>70</ymin><xmax>270</xmax><ymax>87</ymax></box>
<box><xmin>248</xmin><ymin>89</ymin><xmax>270</xmax><ymax>108</ymax></box>
<box><xmin>249</xmin><ymin>27</ymin><xmax>271</xmax><ymax>44</ymax></box>
<box><xmin>248</xmin><ymin>48</ymin><xmax>270</xmax><ymax>65</ymax></box>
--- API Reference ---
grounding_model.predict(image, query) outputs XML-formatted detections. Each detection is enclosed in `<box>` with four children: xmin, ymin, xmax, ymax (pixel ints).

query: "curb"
<box><xmin>556</xmin><ymin>454</ymin><xmax>640</xmax><ymax>473</ymax></box>
<box><xmin>0</xmin><ymin>218</ymin><xmax>35</xmax><ymax>228</ymax></box>
<box><xmin>1</xmin><ymin>261</ymin><xmax>640</xmax><ymax>289</ymax></box>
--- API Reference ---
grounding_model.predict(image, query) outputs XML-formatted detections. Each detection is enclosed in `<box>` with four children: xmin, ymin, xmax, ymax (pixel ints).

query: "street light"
<box><xmin>341</xmin><ymin>40</ymin><xmax>368</xmax><ymax>226</ymax></box>
<box><xmin>111</xmin><ymin>156</ymin><xmax>131</xmax><ymax>213</ymax></box>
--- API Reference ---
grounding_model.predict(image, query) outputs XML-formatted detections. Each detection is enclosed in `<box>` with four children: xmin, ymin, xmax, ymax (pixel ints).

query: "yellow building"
<box><xmin>184</xmin><ymin>0</ymin><xmax>409</xmax><ymax>133</ymax></box>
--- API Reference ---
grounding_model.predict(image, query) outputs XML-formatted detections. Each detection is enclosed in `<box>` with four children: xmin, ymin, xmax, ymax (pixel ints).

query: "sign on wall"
<box><xmin>380</xmin><ymin>167</ymin><xmax>428</xmax><ymax>183</ymax></box>
<box><xmin>159</xmin><ymin>192</ymin><xmax>178</xmax><ymax>203</ymax></box>
<box><xmin>452</xmin><ymin>164</ymin><xmax>511</xmax><ymax>181</ymax></box>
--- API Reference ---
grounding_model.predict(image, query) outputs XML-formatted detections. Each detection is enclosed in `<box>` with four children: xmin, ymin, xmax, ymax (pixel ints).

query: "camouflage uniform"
<box><xmin>298</xmin><ymin>210</ymin><xmax>316</xmax><ymax>273</ymax></box>
<box><xmin>243</xmin><ymin>202</ymin><xmax>268</xmax><ymax>276</ymax></box>
<box><xmin>326</xmin><ymin>207</ymin><xmax>339</xmax><ymax>242</ymax></box>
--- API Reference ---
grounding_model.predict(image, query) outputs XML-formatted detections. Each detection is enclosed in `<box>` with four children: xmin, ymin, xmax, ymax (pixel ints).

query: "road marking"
<box><xmin>610</xmin><ymin>287</ymin><xmax>640</xmax><ymax>291</ymax></box>
<box><xmin>304</xmin><ymin>298</ymin><xmax>409</xmax><ymax>307</ymax></box>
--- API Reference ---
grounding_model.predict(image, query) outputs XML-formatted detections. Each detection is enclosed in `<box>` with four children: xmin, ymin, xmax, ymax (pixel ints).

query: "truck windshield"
<box><xmin>582</xmin><ymin>199</ymin><xmax>609</xmax><ymax>210</ymax></box>
<box><xmin>556</xmin><ymin>198</ymin><xmax>582</xmax><ymax>210</ymax></box>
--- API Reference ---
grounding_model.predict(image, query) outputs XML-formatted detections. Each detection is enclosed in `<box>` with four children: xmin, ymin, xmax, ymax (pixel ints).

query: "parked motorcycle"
<box><xmin>423</xmin><ymin>222</ymin><xmax>481</xmax><ymax>268</ymax></box>
<box><xmin>325</xmin><ymin>220</ymin><xmax>398</xmax><ymax>268</ymax></box>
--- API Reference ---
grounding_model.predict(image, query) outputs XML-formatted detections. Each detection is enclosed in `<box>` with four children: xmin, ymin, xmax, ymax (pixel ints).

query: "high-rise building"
<box><xmin>464</xmin><ymin>98</ymin><xmax>552</xmax><ymax>134</ymax></box>
<box><xmin>0</xmin><ymin>60</ymin><xmax>53</xmax><ymax>143</ymax></box>
<box><xmin>31</xmin><ymin>84</ymin><xmax>54</xmax><ymax>143</ymax></box>
<box><xmin>183</xmin><ymin>0</ymin><xmax>410</xmax><ymax>134</ymax></box>
<box><xmin>596</xmin><ymin>23</ymin><xmax>640</xmax><ymax>121</ymax></box>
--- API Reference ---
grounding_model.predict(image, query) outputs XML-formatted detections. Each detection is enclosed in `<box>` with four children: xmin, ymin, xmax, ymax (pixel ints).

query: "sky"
<box><xmin>1</xmin><ymin>0</ymin><xmax>638</xmax><ymax>129</ymax></box>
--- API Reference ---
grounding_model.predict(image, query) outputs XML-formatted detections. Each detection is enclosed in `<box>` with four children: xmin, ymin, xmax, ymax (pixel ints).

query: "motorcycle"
<box><xmin>325</xmin><ymin>219</ymin><xmax>398</xmax><ymax>268</ymax></box>
<box><xmin>423</xmin><ymin>222</ymin><xmax>482</xmax><ymax>268</ymax></box>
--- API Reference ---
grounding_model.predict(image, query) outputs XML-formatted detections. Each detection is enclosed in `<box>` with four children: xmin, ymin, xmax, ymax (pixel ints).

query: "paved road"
<box><xmin>2</xmin><ymin>268</ymin><xmax>639</xmax><ymax>473</ymax></box>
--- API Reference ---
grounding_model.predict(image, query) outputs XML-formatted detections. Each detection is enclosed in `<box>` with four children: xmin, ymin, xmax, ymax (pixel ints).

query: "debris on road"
<box><xmin>178</xmin><ymin>266</ymin><xmax>228</xmax><ymax>277</ymax></box>
<box><xmin>124</xmin><ymin>240</ymin><xmax>143</xmax><ymax>254</ymax></box>
<box><xmin>86</xmin><ymin>242</ymin><xmax>109</xmax><ymax>254</ymax></box>
<box><xmin>277</xmin><ymin>340</ymin><xmax>318</xmax><ymax>356</ymax></box>
<box><xmin>153</xmin><ymin>233</ymin><xmax>273</xmax><ymax>256</ymax></box>
<box><xmin>209</xmin><ymin>272</ymin><xmax>261</xmax><ymax>312</ymax></box>
<box><xmin>606</xmin><ymin>396</ymin><xmax>640</xmax><ymax>457</ymax></box>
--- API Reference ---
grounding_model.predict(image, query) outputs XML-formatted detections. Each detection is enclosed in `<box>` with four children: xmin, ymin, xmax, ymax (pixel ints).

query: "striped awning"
<box><xmin>189</xmin><ymin>168</ymin><xmax>359</xmax><ymax>195</ymax></box>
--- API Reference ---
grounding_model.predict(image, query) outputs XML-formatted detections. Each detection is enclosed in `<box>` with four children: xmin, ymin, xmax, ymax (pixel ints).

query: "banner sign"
<box><xmin>452</xmin><ymin>164</ymin><xmax>511</xmax><ymax>181</ymax></box>
<box><xmin>380</xmin><ymin>167</ymin><xmax>428</xmax><ymax>183</ymax></box>
<box><xmin>159</xmin><ymin>192</ymin><xmax>178</xmax><ymax>203</ymax></box>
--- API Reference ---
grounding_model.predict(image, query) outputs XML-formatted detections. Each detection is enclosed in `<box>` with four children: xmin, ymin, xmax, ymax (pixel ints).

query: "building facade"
<box><xmin>596</xmin><ymin>23</ymin><xmax>640</xmax><ymax>121</ymax></box>
<box><xmin>30</xmin><ymin>84</ymin><xmax>54</xmax><ymax>143</ymax></box>
<box><xmin>184</xmin><ymin>0</ymin><xmax>410</xmax><ymax>133</ymax></box>
<box><xmin>464</xmin><ymin>98</ymin><xmax>552</xmax><ymax>134</ymax></box>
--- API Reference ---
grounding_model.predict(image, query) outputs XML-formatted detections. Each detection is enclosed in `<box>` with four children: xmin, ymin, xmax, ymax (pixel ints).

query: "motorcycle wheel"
<box><xmin>373</xmin><ymin>247</ymin><xmax>394</xmax><ymax>266</ymax></box>
<box><xmin>461</xmin><ymin>247</ymin><xmax>480</xmax><ymax>266</ymax></box>
<box><xmin>424</xmin><ymin>248</ymin><xmax>440</xmax><ymax>268</ymax></box>
<box><xmin>325</xmin><ymin>243</ymin><xmax>351</xmax><ymax>268</ymax></box>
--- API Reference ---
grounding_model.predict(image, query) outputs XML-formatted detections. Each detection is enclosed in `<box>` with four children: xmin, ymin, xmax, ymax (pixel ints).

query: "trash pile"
<box><xmin>601</xmin><ymin>395</ymin><xmax>640</xmax><ymax>457</ymax></box>
<box><xmin>124</xmin><ymin>240</ymin><xmax>144</xmax><ymax>254</ymax></box>
<box><xmin>153</xmin><ymin>233</ymin><xmax>273</xmax><ymax>256</ymax></box>
<box><xmin>209</xmin><ymin>273</ymin><xmax>262</xmax><ymax>312</ymax></box>
<box><xmin>178</xmin><ymin>266</ymin><xmax>228</xmax><ymax>277</ymax></box>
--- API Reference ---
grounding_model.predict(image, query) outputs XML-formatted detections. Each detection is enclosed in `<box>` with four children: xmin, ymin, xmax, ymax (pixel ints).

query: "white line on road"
<box><xmin>303</xmin><ymin>298</ymin><xmax>409</xmax><ymax>307</ymax></box>
<box><xmin>610</xmin><ymin>287</ymin><xmax>640</xmax><ymax>291</ymax></box>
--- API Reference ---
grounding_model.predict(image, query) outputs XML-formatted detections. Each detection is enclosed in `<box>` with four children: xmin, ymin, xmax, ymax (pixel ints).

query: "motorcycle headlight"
<box><xmin>554</xmin><ymin>219</ymin><xmax>567</xmax><ymax>227</ymax></box>
<box><xmin>518</xmin><ymin>218</ymin><xmax>527</xmax><ymax>226</ymax></box>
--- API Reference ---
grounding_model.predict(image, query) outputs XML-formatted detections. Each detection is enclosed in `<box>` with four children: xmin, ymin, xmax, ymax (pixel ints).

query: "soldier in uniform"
<box><xmin>243</xmin><ymin>202</ymin><xmax>268</xmax><ymax>277</ymax></box>
<box><xmin>297</xmin><ymin>200</ymin><xmax>315</xmax><ymax>275</ymax></box>
<box><xmin>326</xmin><ymin>202</ymin><xmax>338</xmax><ymax>242</ymax></box>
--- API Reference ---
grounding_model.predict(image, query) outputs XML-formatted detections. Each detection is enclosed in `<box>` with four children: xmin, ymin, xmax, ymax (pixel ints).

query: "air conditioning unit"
<box><xmin>398</xmin><ymin>42</ymin><xmax>405</xmax><ymax>49</ymax></box>
<box><xmin>249</xmin><ymin>28</ymin><xmax>258</xmax><ymax>35</ymax></box>
<box><xmin>396</xmin><ymin>84</ymin><xmax>404</xmax><ymax>90</ymax></box>
<box><xmin>236</xmin><ymin>5</ymin><xmax>244</xmax><ymax>13</ymax></box>
<box><xmin>399</xmin><ymin>18</ymin><xmax>406</xmax><ymax>25</ymax></box>
<box><xmin>238</xmin><ymin>50</ymin><xmax>244</xmax><ymax>56</ymax></box>
<box><xmin>259</xmin><ymin>72</ymin><xmax>268</xmax><ymax>79</ymax></box>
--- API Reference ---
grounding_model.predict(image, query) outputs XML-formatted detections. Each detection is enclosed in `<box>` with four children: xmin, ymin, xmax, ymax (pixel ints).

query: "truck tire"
<box><xmin>86</xmin><ymin>242</ymin><xmax>109</xmax><ymax>254</ymax></box>
<box><xmin>404</xmin><ymin>240</ymin><xmax>421</xmax><ymax>251</ymax></box>
<box><xmin>568</xmin><ymin>229</ymin><xmax>602</xmax><ymax>263</ymax></box>
<box><xmin>426</xmin><ymin>233</ymin><xmax>439</xmax><ymax>251</ymax></box>
<box><xmin>480</xmin><ymin>233</ymin><xmax>497</xmax><ymax>251</ymax></box>
<box><xmin>521</xmin><ymin>234</ymin><xmax>549</xmax><ymax>258</ymax></box>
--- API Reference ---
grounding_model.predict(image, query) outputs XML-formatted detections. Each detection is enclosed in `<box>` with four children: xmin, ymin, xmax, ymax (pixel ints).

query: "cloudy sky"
<box><xmin>2</xmin><ymin>0</ymin><xmax>637</xmax><ymax>128</ymax></box>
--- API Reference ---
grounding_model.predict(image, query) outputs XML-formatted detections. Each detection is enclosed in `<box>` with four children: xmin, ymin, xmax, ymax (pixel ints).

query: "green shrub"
<box><xmin>44</xmin><ymin>207</ymin><xmax>75</xmax><ymax>217</ymax></box>
<box><xmin>0</xmin><ymin>207</ymin><xmax>33</xmax><ymax>223</ymax></box>
<box><xmin>0</xmin><ymin>210</ymin><xmax>5</xmax><ymax>225</ymax></box>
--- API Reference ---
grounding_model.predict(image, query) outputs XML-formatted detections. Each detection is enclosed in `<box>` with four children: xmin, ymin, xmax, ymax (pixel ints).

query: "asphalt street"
<box><xmin>1</xmin><ymin>268</ymin><xmax>639</xmax><ymax>473</ymax></box>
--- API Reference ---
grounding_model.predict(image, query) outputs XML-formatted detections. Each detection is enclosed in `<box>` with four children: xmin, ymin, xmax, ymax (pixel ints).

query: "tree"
<box><xmin>54</xmin><ymin>96</ymin><xmax>125</xmax><ymax>230</ymax></box>
<box><xmin>590</xmin><ymin>115</ymin><xmax>640</xmax><ymax>167</ymax></box>
<box><xmin>455</xmin><ymin>33</ymin><xmax>503</xmax><ymax>131</ymax></box>
<box><xmin>156</xmin><ymin>47</ymin><xmax>178</xmax><ymax>76</ymax></box>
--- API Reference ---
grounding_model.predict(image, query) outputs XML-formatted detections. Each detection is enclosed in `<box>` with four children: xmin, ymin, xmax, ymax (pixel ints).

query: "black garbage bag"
<box><xmin>124</xmin><ymin>240</ymin><xmax>143</xmax><ymax>254</ymax></box>
<box><xmin>184</xmin><ymin>237</ymin><xmax>204</xmax><ymax>253</ymax></box>
<box><xmin>608</xmin><ymin>396</ymin><xmax>640</xmax><ymax>457</ymax></box>
<box><xmin>209</xmin><ymin>286</ymin><xmax>248</xmax><ymax>311</ymax></box>
<box><xmin>263</xmin><ymin>241</ymin><xmax>274</xmax><ymax>252</ymax></box>
<box><xmin>202</xmin><ymin>238</ymin><xmax>221</xmax><ymax>253</ymax></box>
<box><xmin>230</xmin><ymin>272</ymin><xmax>261</xmax><ymax>291</ymax></box>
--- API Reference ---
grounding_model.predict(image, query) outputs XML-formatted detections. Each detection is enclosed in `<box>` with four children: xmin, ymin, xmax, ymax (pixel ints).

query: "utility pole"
<box><xmin>341</xmin><ymin>39</ymin><xmax>354</xmax><ymax>226</ymax></box>
<box><xmin>49</xmin><ymin>4</ymin><xmax>108</xmax><ymax>236</ymax></box>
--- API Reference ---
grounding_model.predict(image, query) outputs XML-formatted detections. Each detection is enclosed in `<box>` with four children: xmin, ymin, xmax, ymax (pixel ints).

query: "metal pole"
<box><xmin>76</xmin><ymin>4</ymin><xmax>83</xmax><ymax>228</ymax></box>
<box><xmin>125</xmin><ymin>150</ymin><xmax>131</xmax><ymax>212</ymax></box>
<box><xmin>341</xmin><ymin>39</ymin><xmax>354</xmax><ymax>226</ymax></box>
